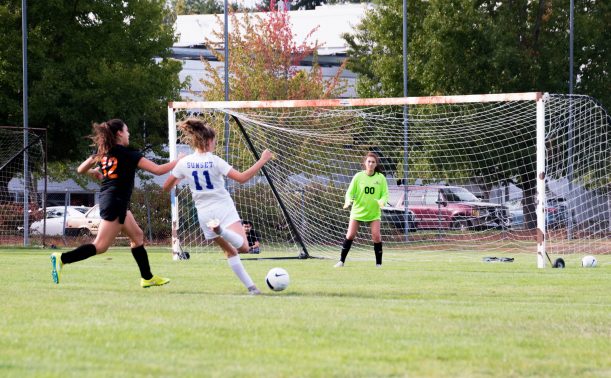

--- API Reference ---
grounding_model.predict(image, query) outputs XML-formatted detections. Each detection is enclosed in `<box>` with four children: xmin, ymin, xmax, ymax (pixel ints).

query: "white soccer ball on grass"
<box><xmin>265</xmin><ymin>267</ymin><xmax>290</xmax><ymax>291</ymax></box>
<box><xmin>581</xmin><ymin>255</ymin><xmax>597</xmax><ymax>268</ymax></box>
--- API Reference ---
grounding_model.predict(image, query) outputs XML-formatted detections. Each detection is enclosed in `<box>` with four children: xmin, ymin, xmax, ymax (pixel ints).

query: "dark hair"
<box><xmin>178</xmin><ymin>118</ymin><xmax>216</xmax><ymax>151</ymax></box>
<box><xmin>242</xmin><ymin>220</ymin><xmax>253</xmax><ymax>226</ymax></box>
<box><xmin>362</xmin><ymin>151</ymin><xmax>383</xmax><ymax>174</ymax></box>
<box><xmin>91</xmin><ymin>118</ymin><xmax>126</xmax><ymax>158</ymax></box>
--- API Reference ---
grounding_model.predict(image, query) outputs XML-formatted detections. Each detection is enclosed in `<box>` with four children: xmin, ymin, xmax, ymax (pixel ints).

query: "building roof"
<box><xmin>174</xmin><ymin>4</ymin><xmax>368</xmax><ymax>56</ymax></box>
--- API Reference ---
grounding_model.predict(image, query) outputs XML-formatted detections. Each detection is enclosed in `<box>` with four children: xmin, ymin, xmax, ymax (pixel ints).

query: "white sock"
<box><xmin>227</xmin><ymin>255</ymin><xmax>254</xmax><ymax>289</ymax></box>
<box><xmin>220</xmin><ymin>228</ymin><xmax>244</xmax><ymax>249</ymax></box>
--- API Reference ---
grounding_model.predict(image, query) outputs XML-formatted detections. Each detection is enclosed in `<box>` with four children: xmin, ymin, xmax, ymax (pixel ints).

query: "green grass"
<box><xmin>0</xmin><ymin>248</ymin><xmax>609</xmax><ymax>377</ymax></box>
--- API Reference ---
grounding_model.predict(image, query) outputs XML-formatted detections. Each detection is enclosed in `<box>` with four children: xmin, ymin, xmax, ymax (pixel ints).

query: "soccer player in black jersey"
<box><xmin>50</xmin><ymin>119</ymin><xmax>182</xmax><ymax>288</ymax></box>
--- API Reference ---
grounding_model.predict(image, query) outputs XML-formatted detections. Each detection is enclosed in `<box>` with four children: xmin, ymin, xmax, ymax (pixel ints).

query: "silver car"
<box><xmin>30</xmin><ymin>206</ymin><xmax>90</xmax><ymax>236</ymax></box>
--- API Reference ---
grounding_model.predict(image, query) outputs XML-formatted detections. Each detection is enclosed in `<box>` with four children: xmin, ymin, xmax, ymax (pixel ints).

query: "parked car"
<box><xmin>385</xmin><ymin>185</ymin><xmax>510</xmax><ymax>231</ymax></box>
<box><xmin>506</xmin><ymin>198</ymin><xmax>569</xmax><ymax>229</ymax></box>
<box><xmin>381</xmin><ymin>207</ymin><xmax>418</xmax><ymax>232</ymax></box>
<box><xmin>30</xmin><ymin>206</ymin><xmax>90</xmax><ymax>236</ymax></box>
<box><xmin>546</xmin><ymin>197</ymin><xmax>570</xmax><ymax>228</ymax></box>
<box><xmin>506</xmin><ymin>199</ymin><xmax>525</xmax><ymax>229</ymax></box>
<box><xmin>65</xmin><ymin>204</ymin><xmax>101</xmax><ymax>236</ymax></box>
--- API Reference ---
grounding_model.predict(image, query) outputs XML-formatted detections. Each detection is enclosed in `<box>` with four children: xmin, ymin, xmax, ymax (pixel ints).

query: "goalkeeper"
<box><xmin>335</xmin><ymin>152</ymin><xmax>388</xmax><ymax>268</ymax></box>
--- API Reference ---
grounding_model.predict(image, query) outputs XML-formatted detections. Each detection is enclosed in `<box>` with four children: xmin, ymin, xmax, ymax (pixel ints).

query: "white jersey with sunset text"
<box><xmin>171</xmin><ymin>152</ymin><xmax>234</xmax><ymax>212</ymax></box>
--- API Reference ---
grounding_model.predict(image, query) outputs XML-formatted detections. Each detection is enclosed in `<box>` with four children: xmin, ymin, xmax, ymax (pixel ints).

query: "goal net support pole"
<box><xmin>230</xmin><ymin>115</ymin><xmax>310</xmax><ymax>259</ymax></box>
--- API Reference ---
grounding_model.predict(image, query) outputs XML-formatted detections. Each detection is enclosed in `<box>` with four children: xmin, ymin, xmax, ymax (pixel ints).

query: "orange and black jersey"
<box><xmin>98</xmin><ymin>145</ymin><xmax>143</xmax><ymax>203</ymax></box>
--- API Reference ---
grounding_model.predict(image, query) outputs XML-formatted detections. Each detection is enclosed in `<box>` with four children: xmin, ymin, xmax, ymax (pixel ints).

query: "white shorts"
<box><xmin>197</xmin><ymin>204</ymin><xmax>241</xmax><ymax>240</ymax></box>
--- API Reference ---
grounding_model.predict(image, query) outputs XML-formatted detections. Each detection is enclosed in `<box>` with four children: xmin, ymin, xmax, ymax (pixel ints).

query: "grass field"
<box><xmin>1</xmin><ymin>247</ymin><xmax>609</xmax><ymax>377</ymax></box>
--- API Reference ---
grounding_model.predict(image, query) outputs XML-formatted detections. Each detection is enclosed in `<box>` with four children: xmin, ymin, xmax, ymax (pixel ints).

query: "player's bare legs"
<box><xmin>91</xmin><ymin>219</ymin><xmax>123</xmax><ymax>254</ymax></box>
<box><xmin>346</xmin><ymin>219</ymin><xmax>360</xmax><ymax>240</ymax></box>
<box><xmin>207</xmin><ymin>219</ymin><xmax>249</xmax><ymax>253</ymax></box>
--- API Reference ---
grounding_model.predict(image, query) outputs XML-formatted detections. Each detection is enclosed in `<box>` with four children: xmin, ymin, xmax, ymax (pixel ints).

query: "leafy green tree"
<box><xmin>173</xmin><ymin>0</ymin><xmax>224</xmax><ymax>14</ymax></box>
<box><xmin>345</xmin><ymin>0</ymin><xmax>609</xmax><ymax>107</ymax></box>
<box><xmin>344</xmin><ymin>0</ymin><xmax>610</xmax><ymax>228</ymax></box>
<box><xmin>343</xmin><ymin>0</ymin><xmax>428</xmax><ymax>97</ymax></box>
<box><xmin>0</xmin><ymin>0</ymin><xmax>184</xmax><ymax>164</ymax></box>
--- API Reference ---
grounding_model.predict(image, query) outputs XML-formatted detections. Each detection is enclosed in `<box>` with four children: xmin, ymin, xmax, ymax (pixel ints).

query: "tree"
<box><xmin>345</xmin><ymin>0</ymin><xmax>609</xmax><ymax>107</ymax></box>
<box><xmin>343</xmin><ymin>0</ymin><xmax>428</xmax><ymax>98</ymax></box>
<box><xmin>0</xmin><ymin>0</ymin><xmax>184</xmax><ymax>164</ymax></box>
<box><xmin>344</xmin><ymin>0</ymin><xmax>610</xmax><ymax>228</ymax></box>
<box><xmin>199</xmin><ymin>2</ymin><xmax>346</xmax><ymax>101</ymax></box>
<box><xmin>172</xmin><ymin>0</ymin><xmax>224</xmax><ymax>14</ymax></box>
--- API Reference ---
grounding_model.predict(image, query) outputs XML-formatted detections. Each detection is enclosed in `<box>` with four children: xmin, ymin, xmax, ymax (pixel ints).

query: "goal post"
<box><xmin>0</xmin><ymin>126</ymin><xmax>47</xmax><ymax>247</ymax></box>
<box><xmin>168</xmin><ymin>93</ymin><xmax>610</xmax><ymax>265</ymax></box>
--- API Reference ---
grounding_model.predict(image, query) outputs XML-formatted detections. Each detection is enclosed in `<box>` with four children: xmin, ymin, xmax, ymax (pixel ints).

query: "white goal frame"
<box><xmin>167</xmin><ymin>92</ymin><xmax>566</xmax><ymax>267</ymax></box>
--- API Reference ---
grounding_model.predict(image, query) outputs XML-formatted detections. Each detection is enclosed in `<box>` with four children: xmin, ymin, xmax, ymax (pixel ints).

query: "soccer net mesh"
<box><xmin>0</xmin><ymin>126</ymin><xmax>46</xmax><ymax>246</ymax></box>
<box><xmin>168</xmin><ymin>93</ymin><xmax>610</xmax><ymax>262</ymax></box>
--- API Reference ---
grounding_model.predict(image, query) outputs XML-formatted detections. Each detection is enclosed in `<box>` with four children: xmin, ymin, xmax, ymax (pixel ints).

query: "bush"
<box><xmin>130</xmin><ymin>183</ymin><xmax>172</xmax><ymax>242</ymax></box>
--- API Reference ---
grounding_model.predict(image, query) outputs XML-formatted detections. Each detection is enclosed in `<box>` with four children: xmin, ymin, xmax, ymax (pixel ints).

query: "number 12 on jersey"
<box><xmin>192</xmin><ymin>170</ymin><xmax>214</xmax><ymax>190</ymax></box>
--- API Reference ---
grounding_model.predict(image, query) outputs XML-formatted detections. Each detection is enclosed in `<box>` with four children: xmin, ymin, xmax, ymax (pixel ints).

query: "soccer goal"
<box><xmin>0</xmin><ymin>126</ymin><xmax>47</xmax><ymax>247</ymax></box>
<box><xmin>168</xmin><ymin>93</ymin><xmax>610</xmax><ymax>266</ymax></box>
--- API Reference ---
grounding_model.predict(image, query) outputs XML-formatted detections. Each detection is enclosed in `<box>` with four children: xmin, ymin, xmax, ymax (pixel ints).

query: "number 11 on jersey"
<box><xmin>192</xmin><ymin>170</ymin><xmax>214</xmax><ymax>190</ymax></box>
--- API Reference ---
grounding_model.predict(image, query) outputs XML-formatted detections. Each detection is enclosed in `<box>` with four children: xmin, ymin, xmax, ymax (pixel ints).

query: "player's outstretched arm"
<box><xmin>77</xmin><ymin>156</ymin><xmax>96</xmax><ymax>174</ymax></box>
<box><xmin>77</xmin><ymin>156</ymin><xmax>103</xmax><ymax>180</ymax></box>
<box><xmin>162</xmin><ymin>175</ymin><xmax>181</xmax><ymax>192</ymax></box>
<box><xmin>138</xmin><ymin>153</ymin><xmax>185</xmax><ymax>176</ymax></box>
<box><xmin>228</xmin><ymin>149</ymin><xmax>274</xmax><ymax>184</ymax></box>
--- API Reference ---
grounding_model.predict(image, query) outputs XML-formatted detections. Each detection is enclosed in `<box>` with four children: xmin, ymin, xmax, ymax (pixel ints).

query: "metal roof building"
<box><xmin>171</xmin><ymin>4</ymin><xmax>368</xmax><ymax>98</ymax></box>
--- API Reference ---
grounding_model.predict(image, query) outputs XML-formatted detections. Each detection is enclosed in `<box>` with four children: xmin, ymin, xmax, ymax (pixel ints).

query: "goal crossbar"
<box><xmin>169</xmin><ymin>92</ymin><xmax>543</xmax><ymax>110</ymax></box>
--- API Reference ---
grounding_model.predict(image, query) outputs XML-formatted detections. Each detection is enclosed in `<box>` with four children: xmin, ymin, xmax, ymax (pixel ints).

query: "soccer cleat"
<box><xmin>376</xmin><ymin>264</ymin><xmax>382</xmax><ymax>268</ymax></box>
<box><xmin>206</xmin><ymin>218</ymin><xmax>221</xmax><ymax>234</ymax></box>
<box><xmin>248</xmin><ymin>286</ymin><xmax>261</xmax><ymax>295</ymax></box>
<box><xmin>141</xmin><ymin>275</ymin><xmax>170</xmax><ymax>288</ymax></box>
<box><xmin>50</xmin><ymin>252</ymin><xmax>63</xmax><ymax>284</ymax></box>
<box><xmin>334</xmin><ymin>261</ymin><xmax>344</xmax><ymax>268</ymax></box>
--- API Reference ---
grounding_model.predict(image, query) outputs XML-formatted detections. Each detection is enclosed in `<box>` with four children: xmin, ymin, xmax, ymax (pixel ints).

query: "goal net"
<box><xmin>168</xmin><ymin>93</ymin><xmax>610</xmax><ymax>266</ymax></box>
<box><xmin>0</xmin><ymin>126</ymin><xmax>47</xmax><ymax>246</ymax></box>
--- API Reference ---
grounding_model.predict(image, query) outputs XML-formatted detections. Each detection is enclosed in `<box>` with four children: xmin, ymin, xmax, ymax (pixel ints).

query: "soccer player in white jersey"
<box><xmin>335</xmin><ymin>151</ymin><xmax>389</xmax><ymax>268</ymax></box>
<box><xmin>163</xmin><ymin>118</ymin><xmax>273</xmax><ymax>295</ymax></box>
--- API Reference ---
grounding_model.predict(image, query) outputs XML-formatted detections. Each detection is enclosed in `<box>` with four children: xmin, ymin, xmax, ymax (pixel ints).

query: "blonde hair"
<box><xmin>178</xmin><ymin>118</ymin><xmax>216</xmax><ymax>151</ymax></box>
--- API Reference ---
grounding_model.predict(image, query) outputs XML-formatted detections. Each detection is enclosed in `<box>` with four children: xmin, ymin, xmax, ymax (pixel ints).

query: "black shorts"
<box><xmin>99</xmin><ymin>196</ymin><xmax>129</xmax><ymax>224</ymax></box>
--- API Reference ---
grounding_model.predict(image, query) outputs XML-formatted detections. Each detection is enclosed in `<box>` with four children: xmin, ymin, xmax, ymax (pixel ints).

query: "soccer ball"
<box><xmin>265</xmin><ymin>267</ymin><xmax>290</xmax><ymax>291</ymax></box>
<box><xmin>581</xmin><ymin>255</ymin><xmax>597</xmax><ymax>268</ymax></box>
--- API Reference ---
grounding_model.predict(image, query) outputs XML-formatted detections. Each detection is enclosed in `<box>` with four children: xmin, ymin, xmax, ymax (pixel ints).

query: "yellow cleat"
<box><xmin>50</xmin><ymin>252</ymin><xmax>63</xmax><ymax>284</ymax></box>
<box><xmin>141</xmin><ymin>275</ymin><xmax>170</xmax><ymax>288</ymax></box>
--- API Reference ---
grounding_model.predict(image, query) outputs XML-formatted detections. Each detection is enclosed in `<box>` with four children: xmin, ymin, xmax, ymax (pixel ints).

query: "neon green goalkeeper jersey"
<box><xmin>345</xmin><ymin>171</ymin><xmax>389</xmax><ymax>222</ymax></box>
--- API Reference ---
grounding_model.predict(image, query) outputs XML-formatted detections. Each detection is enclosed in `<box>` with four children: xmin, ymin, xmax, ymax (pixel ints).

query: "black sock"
<box><xmin>340</xmin><ymin>238</ymin><xmax>353</xmax><ymax>263</ymax></box>
<box><xmin>61</xmin><ymin>244</ymin><xmax>97</xmax><ymax>264</ymax></box>
<box><xmin>131</xmin><ymin>245</ymin><xmax>153</xmax><ymax>280</ymax></box>
<box><xmin>374</xmin><ymin>242</ymin><xmax>383</xmax><ymax>265</ymax></box>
